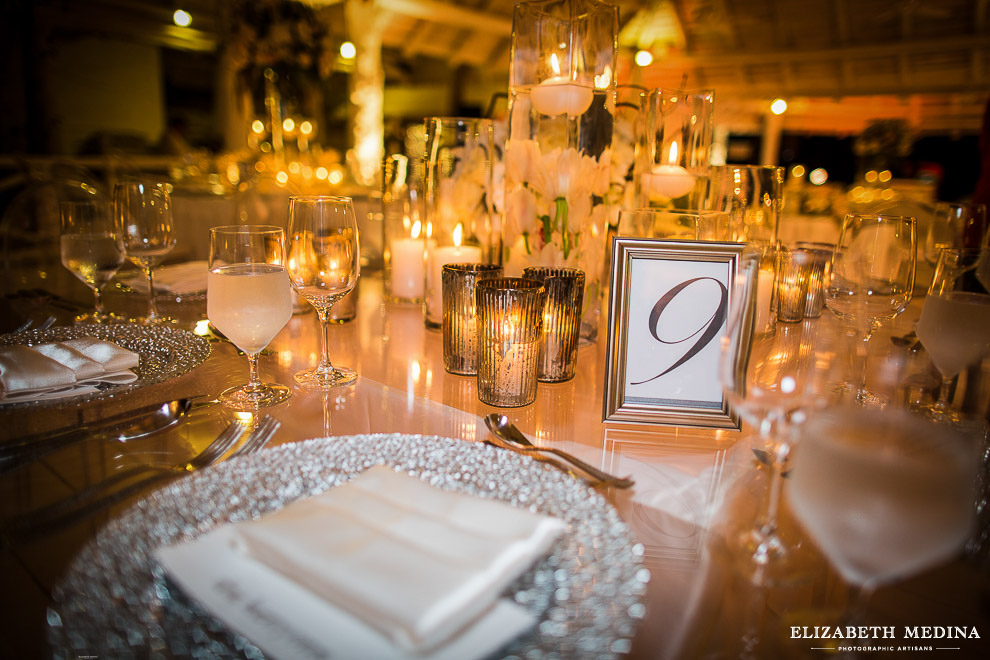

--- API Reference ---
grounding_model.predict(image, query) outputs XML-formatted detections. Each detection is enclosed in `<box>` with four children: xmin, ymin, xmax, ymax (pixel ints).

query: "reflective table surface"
<box><xmin>1</xmin><ymin>269</ymin><xmax>988</xmax><ymax>658</ymax></box>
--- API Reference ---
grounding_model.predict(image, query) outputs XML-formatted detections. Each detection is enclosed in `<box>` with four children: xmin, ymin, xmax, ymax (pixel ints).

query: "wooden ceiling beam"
<box><xmin>378</xmin><ymin>0</ymin><xmax>512</xmax><ymax>35</ymax></box>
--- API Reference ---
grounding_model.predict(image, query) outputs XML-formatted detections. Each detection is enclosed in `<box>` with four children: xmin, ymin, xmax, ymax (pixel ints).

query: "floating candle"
<box><xmin>645</xmin><ymin>164</ymin><xmax>696</xmax><ymax>200</ymax></box>
<box><xmin>530</xmin><ymin>77</ymin><xmax>594</xmax><ymax>117</ymax></box>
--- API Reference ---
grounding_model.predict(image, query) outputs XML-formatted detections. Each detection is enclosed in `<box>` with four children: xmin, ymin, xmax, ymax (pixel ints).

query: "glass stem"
<box><xmin>145</xmin><ymin>267</ymin><xmax>159</xmax><ymax>319</ymax></box>
<box><xmin>932</xmin><ymin>373</ymin><xmax>955</xmax><ymax>414</ymax></box>
<box><xmin>316</xmin><ymin>308</ymin><xmax>335</xmax><ymax>374</ymax></box>
<box><xmin>758</xmin><ymin>419</ymin><xmax>790</xmax><ymax>537</ymax></box>
<box><xmin>854</xmin><ymin>323</ymin><xmax>876</xmax><ymax>398</ymax></box>
<box><xmin>92</xmin><ymin>286</ymin><xmax>105</xmax><ymax>316</ymax></box>
<box><xmin>245</xmin><ymin>352</ymin><xmax>262</xmax><ymax>393</ymax></box>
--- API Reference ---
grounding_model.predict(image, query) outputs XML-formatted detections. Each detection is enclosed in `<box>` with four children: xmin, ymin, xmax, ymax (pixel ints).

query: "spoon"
<box><xmin>484</xmin><ymin>414</ymin><xmax>634</xmax><ymax>489</ymax></box>
<box><xmin>0</xmin><ymin>397</ymin><xmax>204</xmax><ymax>474</ymax></box>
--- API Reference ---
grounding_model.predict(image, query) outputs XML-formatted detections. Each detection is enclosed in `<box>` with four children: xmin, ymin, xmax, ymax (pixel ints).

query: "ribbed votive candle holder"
<box><xmin>775</xmin><ymin>247</ymin><xmax>811</xmax><ymax>323</ymax></box>
<box><xmin>441</xmin><ymin>263</ymin><xmax>503</xmax><ymax>375</ymax></box>
<box><xmin>476</xmin><ymin>278</ymin><xmax>546</xmax><ymax>407</ymax></box>
<box><xmin>522</xmin><ymin>266</ymin><xmax>585</xmax><ymax>382</ymax></box>
<box><xmin>795</xmin><ymin>243</ymin><xmax>833</xmax><ymax>318</ymax></box>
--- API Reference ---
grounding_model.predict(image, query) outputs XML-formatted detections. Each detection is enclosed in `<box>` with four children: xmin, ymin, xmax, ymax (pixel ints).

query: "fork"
<box><xmin>2</xmin><ymin>419</ymin><xmax>248</xmax><ymax>546</ymax></box>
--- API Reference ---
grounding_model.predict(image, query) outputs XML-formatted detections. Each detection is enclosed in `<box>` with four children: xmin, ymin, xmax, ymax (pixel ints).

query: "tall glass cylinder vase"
<box><xmin>383</xmin><ymin>154</ymin><xmax>425</xmax><ymax>304</ymax></box>
<box><xmin>636</xmin><ymin>88</ymin><xmax>715</xmax><ymax>210</ymax></box>
<box><xmin>504</xmin><ymin>0</ymin><xmax>618</xmax><ymax>344</ymax></box>
<box><xmin>423</xmin><ymin>117</ymin><xmax>496</xmax><ymax>327</ymax></box>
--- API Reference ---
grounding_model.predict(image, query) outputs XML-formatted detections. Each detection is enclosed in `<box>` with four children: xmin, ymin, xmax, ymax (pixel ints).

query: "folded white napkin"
<box><xmin>156</xmin><ymin>466</ymin><xmax>566</xmax><ymax>660</ymax></box>
<box><xmin>0</xmin><ymin>337</ymin><xmax>140</xmax><ymax>403</ymax></box>
<box><xmin>120</xmin><ymin>260</ymin><xmax>208</xmax><ymax>295</ymax></box>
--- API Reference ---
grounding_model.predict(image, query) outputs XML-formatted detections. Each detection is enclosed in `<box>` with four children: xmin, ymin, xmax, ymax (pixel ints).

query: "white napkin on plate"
<box><xmin>120</xmin><ymin>260</ymin><xmax>208</xmax><ymax>295</ymax></box>
<box><xmin>155</xmin><ymin>466</ymin><xmax>566</xmax><ymax>660</ymax></box>
<box><xmin>0</xmin><ymin>337</ymin><xmax>140</xmax><ymax>402</ymax></box>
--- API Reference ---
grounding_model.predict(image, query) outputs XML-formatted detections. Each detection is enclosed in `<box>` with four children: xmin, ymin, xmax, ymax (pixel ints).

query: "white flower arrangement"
<box><xmin>503</xmin><ymin>138</ymin><xmax>611</xmax><ymax>271</ymax></box>
<box><xmin>435</xmin><ymin>143</ymin><xmax>491</xmax><ymax>241</ymax></box>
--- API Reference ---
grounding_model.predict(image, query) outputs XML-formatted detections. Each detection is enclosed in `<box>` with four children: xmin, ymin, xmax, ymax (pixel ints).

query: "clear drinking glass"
<box><xmin>112</xmin><ymin>181</ymin><xmax>176</xmax><ymax>323</ymax></box>
<box><xmin>207</xmin><ymin>225</ymin><xmax>293</xmax><ymax>409</ymax></box>
<box><xmin>286</xmin><ymin>195</ymin><xmax>360</xmax><ymax>388</ymax></box>
<box><xmin>59</xmin><ymin>199</ymin><xmax>125</xmax><ymax>323</ymax></box>
<box><xmin>825</xmin><ymin>213</ymin><xmax>916</xmax><ymax>405</ymax></box>
<box><xmin>915</xmin><ymin>247</ymin><xmax>990</xmax><ymax>423</ymax></box>
<box><xmin>720</xmin><ymin>248</ymin><xmax>844</xmax><ymax>584</ymax></box>
<box><xmin>924</xmin><ymin>202</ymin><xmax>988</xmax><ymax>265</ymax></box>
<box><xmin>787</xmin><ymin>407</ymin><xmax>977</xmax><ymax>626</ymax></box>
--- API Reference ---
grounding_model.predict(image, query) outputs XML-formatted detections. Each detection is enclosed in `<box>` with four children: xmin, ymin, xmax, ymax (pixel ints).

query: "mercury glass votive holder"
<box><xmin>476</xmin><ymin>278</ymin><xmax>547</xmax><ymax>408</ymax></box>
<box><xmin>522</xmin><ymin>266</ymin><xmax>585</xmax><ymax>382</ymax></box>
<box><xmin>775</xmin><ymin>247</ymin><xmax>811</xmax><ymax>323</ymax></box>
<box><xmin>442</xmin><ymin>263</ymin><xmax>503</xmax><ymax>375</ymax></box>
<box><xmin>795</xmin><ymin>242</ymin><xmax>833</xmax><ymax>318</ymax></box>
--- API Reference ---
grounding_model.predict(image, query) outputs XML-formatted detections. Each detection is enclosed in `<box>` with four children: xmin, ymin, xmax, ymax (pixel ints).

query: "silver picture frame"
<box><xmin>603</xmin><ymin>238</ymin><xmax>753</xmax><ymax>428</ymax></box>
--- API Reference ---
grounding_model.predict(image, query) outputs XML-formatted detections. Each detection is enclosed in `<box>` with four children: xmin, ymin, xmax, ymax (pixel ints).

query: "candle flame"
<box><xmin>668</xmin><ymin>141</ymin><xmax>679</xmax><ymax>166</ymax></box>
<box><xmin>594</xmin><ymin>65</ymin><xmax>612</xmax><ymax>89</ymax></box>
<box><xmin>411</xmin><ymin>219</ymin><xmax>422</xmax><ymax>239</ymax></box>
<box><xmin>453</xmin><ymin>223</ymin><xmax>463</xmax><ymax>247</ymax></box>
<box><xmin>550</xmin><ymin>52</ymin><xmax>561</xmax><ymax>77</ymax></box>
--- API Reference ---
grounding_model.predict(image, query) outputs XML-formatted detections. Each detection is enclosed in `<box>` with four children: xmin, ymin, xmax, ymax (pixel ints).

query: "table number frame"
<box><xmin>603</xmin><ymin>238</ymin><xmax>751</xmax><ymax>429</ymax></box>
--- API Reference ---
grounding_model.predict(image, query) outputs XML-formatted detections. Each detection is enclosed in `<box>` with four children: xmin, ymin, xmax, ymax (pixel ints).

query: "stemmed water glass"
<box><xmin>825</xmin><ymin>213</ymin><xmax>916</xmax><ymax>405</ymax></box>
<box><xmin>719</xmin><ymin>249</ymin><xmax>844</xmax><ymax>584</ymax></box>
<box><xmin>915</xmin><ymin>247</ymin><xmax>990</xmax><ymax>423</ymax></box>
<box><xmin>924</xmin><ymin>202</ymin><xmax>988</xmax><ymax>264</ymax></box>
<box><xmin>207</xmin><ymin>225</ymin><xmax>293</xmax><ymax>409</ymax></box>
<box><xmin>286</xmin><ymin>196</ymin><xmax>360</xmax><ymax>388</ymax></box>
<box><xmin>59</xmin><ymin>199</ymin><xmax>125</xmax><ymax>323</ymax></box>
<box><xmin>112</xmin><ymin>181</ymin><xmax>176</xmax><ymax>323</ymax></box>
<box><xmin>787</xmin><ymin>406</ymin><xmax>977</xmax><ymax>629</ymax></box>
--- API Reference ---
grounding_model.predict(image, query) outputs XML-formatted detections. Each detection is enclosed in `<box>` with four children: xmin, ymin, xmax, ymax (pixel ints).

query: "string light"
<box><xmin>173</xmin><ymin>9</ymin><xmax>192</xmax><ymax>27</ymax></box>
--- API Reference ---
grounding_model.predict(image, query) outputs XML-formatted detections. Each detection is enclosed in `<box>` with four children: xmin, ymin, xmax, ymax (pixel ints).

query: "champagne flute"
<box><xmin>59</xmin><ymin>199</ymin><xmax>125</xmax><ymax>322</ymax></box>
<box><xmin>720</xmin><ymin>249</ymin><xmax>844</xmax><ymax>584</ymax></box>
<box><xmin>112</xmin><ymin>181</ymin><xmax>176</xmax><ymax>323</ymax></box>
<box><xmin>787</xmin><ymin>407</ymin><xmax>977</xmax><ymax>627</ymax></box>
<box><xmin>208</xmin><ymin>225</ymin><xmax>293</xmax><ymax>408</ymax></box>
<box><xmin>825</xmin><ymin>214</ymin><xmax>916</xmax><ymax>405</ymax></box>
<box><xmin>914</xmin><ymin>247</ymin><xmax>990</xmax><ymax>423</ymax></box>
<box><xmin>286</xmin><ymin>196</ymin><xmax>360</xmax><ymax>388</ymax></box>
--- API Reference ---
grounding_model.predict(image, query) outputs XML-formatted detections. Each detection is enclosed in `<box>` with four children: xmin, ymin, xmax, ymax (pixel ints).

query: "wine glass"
<box><xmin>59</xmin><ymin>199</ymin><xmax>125</xmax><ymax>323</ymax></box>
<box><xmin>286</xmin><ymin>196</ymin><xmax>360</xmax><ymax>388</ymax></box>
<box><xmin>925</xmin><ymin>202</ymin><xmax>988</xmax><ymax>265</ymax></box>
<box><xmin>719</xmin><ymin>248</ymin><xmax>844</xmax><ymax>584</ymax></box>
<box><xmin>914</xmin><ymin>247</ymin><xmax>990</xmax><ymax>423</ymax></box>
<box><xmin>207</xmin><ymin>225</ymin><xmax>293</xmax><ymax>409</ymax></box>
<box><xmin>112</xmin><ymin>181</ymin><xmax>176</xmax><ymax>323</ymax></box>
<box><xmin>825</xmin><ymin>214</ymin><xmax>916</xmax><ymax>405</ymax></box>
<box><xmin>787</xmin><ymin>406</ymin><xmax>977</xmax><ymax>627</ymax></box>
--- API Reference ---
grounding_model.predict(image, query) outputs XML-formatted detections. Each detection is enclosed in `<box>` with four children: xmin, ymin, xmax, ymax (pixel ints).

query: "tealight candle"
<box><xmin>441</xmin><ymin>263</ymin><xmax>503</xmax><ymax>375</ymax></box>
<box><xmin>476</xmin><ymin>278</ymin><xmax>546</xmax><ymax>407</ymax></box>
<box><xmin>389</xmin><ymin>238</ymin><xmax>425</xmax><ymax>300</ymax></box>
<box><xmin>530</xmin><ymin>77</ymin><xmax>594</xmax><ymax>117</ymax></box>
<box><xmin>522</xmin><ymin>266</ymin><xmax>585</xmax><ymax>382</ymax></box>
<box><xmin>775</xmin><ymin>249</ymin><xmax>810</xmax><ymax>324</ymax></box>
<box><xmin>425</xmin><ymin>243</ymin><xmax>482</xmax><ymax>326</ymax></box>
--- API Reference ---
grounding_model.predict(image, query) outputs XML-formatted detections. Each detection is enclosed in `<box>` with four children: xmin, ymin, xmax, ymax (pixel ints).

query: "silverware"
<box><xmin>483</xmin><ymin>414</ymin><xmax>634</xmax><ymax>489</ymax></box>
<box><xmin>2</xmin><ymin>419</ymin><xmax>250</xmax><ymax>546</ymax></box>
<box><xmin>0</xmin><ymin>397</ymin><xmax>210</xmax><ymax>474</ymax></box>
<box><xmin>232</xmin><ymin>415</ymin><xmax>280</xmax><ymax>457</ymax></box>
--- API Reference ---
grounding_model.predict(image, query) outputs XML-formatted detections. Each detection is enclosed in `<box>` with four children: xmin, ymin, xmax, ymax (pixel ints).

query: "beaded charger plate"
<box><xmin>0</xmin><ymin>323</ymin><xmax>211</xmax><ymax>408</ymax></box>
<box><xmin>48</xmin><ymin>434</ymin><xmax>649</xmax><ymax>659</ymax></box>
